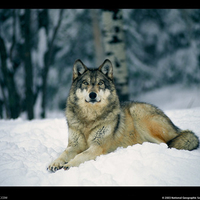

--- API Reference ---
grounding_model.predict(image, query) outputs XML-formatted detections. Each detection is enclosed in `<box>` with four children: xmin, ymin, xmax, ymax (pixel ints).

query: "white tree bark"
<box><xmin>101</xmin><ymin>9</ymin><xmax>129</xmax><ymax>101</ymax></box>
<box><xmin>90</xmin><ymin>9</ymin><xmax>105</xmax><ymax>66</ymax></box>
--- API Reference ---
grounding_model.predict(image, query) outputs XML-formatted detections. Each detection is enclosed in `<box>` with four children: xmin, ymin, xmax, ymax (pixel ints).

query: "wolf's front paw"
<box><xmin>47</xmin><ymin>159</ymin><xmax>66</xmax><ymax>172</ymax></box>
<box><xmin>63</xmin><ymin>162</ymin><xmax>74</xmax><ymax>170</ymax></box>
<box><xmin>63</xmin><ymin>163</ymin><xmax>70</xmax><ymax>170</ymax></box>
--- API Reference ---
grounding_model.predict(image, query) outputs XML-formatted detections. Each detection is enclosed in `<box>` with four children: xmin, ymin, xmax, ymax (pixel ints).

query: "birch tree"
<box><xmin>101</xmin><ymin>9</ymin><xmax>129</xmax><ymax>101</ymax></box>
<box><xmin>90</xmin><ymin>9</ymin><xmax>104</xmax><ymax>66</ymax></box>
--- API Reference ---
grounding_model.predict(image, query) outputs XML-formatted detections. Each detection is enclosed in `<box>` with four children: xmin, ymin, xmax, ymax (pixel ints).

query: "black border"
<box><xmin>0</xmin><ymin>186</ymin><xmax>200</xmax><ymax>200</ymax></box>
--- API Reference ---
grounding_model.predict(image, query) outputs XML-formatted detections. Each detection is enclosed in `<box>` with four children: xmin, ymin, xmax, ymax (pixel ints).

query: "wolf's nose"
<box><xmin>89</xmin><ymin>92</ymin><xmax>97</xmax><ymax>100</ymax></box>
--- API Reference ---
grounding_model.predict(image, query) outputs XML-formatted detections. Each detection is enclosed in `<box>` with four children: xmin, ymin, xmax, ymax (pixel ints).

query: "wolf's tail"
<box><xmin>167</xmin><ymin>130</ymin><xmax>199</xmax><ymax>151</ymax></box>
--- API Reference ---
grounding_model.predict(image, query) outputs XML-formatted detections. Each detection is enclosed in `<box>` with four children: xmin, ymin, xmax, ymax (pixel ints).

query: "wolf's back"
<box><xmin>167</xmin><ymin>130</ymin><xmax>199</xmax><ymax>150</ymax></box>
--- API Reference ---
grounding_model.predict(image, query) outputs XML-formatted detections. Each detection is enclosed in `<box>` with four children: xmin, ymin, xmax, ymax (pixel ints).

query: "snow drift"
<box><xmin>0</xmin><ymin>107</ymin><xmax>200</xmax><ymax>186</ymax></box>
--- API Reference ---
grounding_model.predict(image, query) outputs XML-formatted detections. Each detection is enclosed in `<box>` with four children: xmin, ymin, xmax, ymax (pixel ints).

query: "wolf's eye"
<box><xmin>82</xmin><ymin>80</ymin><xmax>89</xmax><ymax>85</ymax></box>
<box><xmin>98</xmin><ymin>80</ymin><xmax>104</xmax><ymax>85</ymax></box>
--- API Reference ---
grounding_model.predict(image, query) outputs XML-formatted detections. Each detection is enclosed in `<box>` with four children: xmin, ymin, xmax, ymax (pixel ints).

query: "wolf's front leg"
<box><xmin>47</xmin><ymin>146</ymin><xmax>81</xmax><ymax>172</ymax></box>
<box><xmin>63</xmin><ymin>145</ymin><xmax>103</xmax><ymax>170</ymax></box>
<box><xmin>48</xmin><ymin>128</ymin><xmax>87</xmax><ymax>172</ymax></box>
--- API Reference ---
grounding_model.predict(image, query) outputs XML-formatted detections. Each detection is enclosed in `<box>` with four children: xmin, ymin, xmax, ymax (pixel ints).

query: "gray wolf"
<box><xmin>48</xmin><ymin>59</ymin><xmax>199</xmax><ymax>172</ymax></box>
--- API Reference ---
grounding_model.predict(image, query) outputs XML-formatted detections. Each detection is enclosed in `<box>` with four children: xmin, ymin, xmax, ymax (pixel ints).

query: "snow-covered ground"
<box><xmin>0</xmin><ymin>85</ymin><xmax>200</xmax><ymax>186</ymax></box>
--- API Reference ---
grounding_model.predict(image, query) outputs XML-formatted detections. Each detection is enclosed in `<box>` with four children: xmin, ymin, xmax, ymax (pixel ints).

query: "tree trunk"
<box><xmin>41</xmin><ymin>9</ymin><xmax>64</xmax><ymax>118</ymax></box>
<box><xmin>90</xmin><ymin>9</ymin><xmax>105</xmax><ymax>66</ymax></box>
<box><xmin>24</xmin><ymin>9</ymin><xmax>34</xmax><ymax>120</ymax></box>
<box><xmin>0</xmin><ymin>36</ymin><xmax>10</xmax><ymax>118</ymax></box>
<box><xmin>0</xmin><ymin>36</ymin><xmax>20</xmax><ymax>119</ymax></box>
<box><xmin>101</xmin><ymin>9</ymin><xmax>129</xmax><ymax>101</ymax></box>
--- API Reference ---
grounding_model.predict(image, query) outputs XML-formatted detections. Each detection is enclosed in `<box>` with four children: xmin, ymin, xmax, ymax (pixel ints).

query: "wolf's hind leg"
<box><xmin>167</xmin><ymin>130</ymin><xmax>199</xmax><ymax>151</ymax></box>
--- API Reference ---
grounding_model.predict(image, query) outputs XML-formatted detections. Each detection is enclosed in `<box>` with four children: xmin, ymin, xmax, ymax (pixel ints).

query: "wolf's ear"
<box><xmin>73</xmin><ymin>59</ymin><xmax>88</xmax><ymax>80</ymax></box>
<box><xmin>98</xmin><ymin>59</ymin><xmax>113</xmax><ymax>80</ymax></box>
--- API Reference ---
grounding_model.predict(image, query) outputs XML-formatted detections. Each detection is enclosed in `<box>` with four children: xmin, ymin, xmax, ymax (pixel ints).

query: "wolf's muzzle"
<box><xmin>86</xmin><ymin>92</ymin><xmax>100</xmax><ymax>104</ymax></box>
<box><xmin>89</xmin><ymin>92</ymin><xmax>97</xmax><ymax>100</ymax></box>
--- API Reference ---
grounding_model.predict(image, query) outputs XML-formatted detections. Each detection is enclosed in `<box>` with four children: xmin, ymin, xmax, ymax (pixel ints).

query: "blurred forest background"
<box><xmin>0</xmin><ymin>9</ymin><xmax>200</xmax><ymax>120</ymax></box>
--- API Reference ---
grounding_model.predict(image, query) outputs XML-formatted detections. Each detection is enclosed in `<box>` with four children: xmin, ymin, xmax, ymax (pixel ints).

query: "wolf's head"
<box><xmin>71</xmin><ymin>59</ymin><xmax>115</xmax><ymax>105</ymax></box>
<box><xmin>67</xmin><ymin>59</ymin><xmax>119</xmax><ymax>121</ymax></box>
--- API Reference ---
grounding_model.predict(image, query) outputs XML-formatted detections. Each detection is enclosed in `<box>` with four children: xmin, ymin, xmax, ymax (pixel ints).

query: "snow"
<box><xmin>0</xmin><ymin>103</ymin><xmax>200</xmax><ymax>186</ymax></box>
<box><xmin>37</xmin><ymin>28</ymin><xmax>47</xmax><ymax>68</ymax></box>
